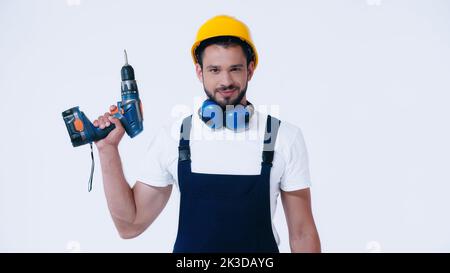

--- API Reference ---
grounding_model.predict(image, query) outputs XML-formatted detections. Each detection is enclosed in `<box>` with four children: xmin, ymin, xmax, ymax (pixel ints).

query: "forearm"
<box><xmin>290</xmin><ymin>231</ymin><xmax>321</xmax><ymax>253</ymax></box>
<box><xmin>98</xmin><ymin>146</ymin><xmax>136</xmax><ymax>225</ymax></box>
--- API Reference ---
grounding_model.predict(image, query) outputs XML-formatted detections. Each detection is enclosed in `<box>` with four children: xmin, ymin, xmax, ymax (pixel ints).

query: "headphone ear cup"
<box><xmin>200</xmin><ymin>99</ymin><xmax>224</xmax><ymax>129</ymax></box>
<box><xmin>225</xmin><ymin>105</ymin><xmax>251</xmax><ymax>131</ymax></box>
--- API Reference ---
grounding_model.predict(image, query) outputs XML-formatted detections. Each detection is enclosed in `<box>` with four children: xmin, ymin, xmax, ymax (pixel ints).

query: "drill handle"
<box><xmin>93</xmin><ymin>108</ymin><xmax>126</xmax><ymax>139</ymax></box>
<box><xmin>93</xmin><ymin>121</ymin><xmax>116</xmax><ymax>139</ymax></box>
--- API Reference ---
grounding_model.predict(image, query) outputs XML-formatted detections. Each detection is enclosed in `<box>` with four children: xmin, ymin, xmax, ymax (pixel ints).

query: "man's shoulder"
<box><xmin>269</xmin><ymin>115</ymin><xmax>305</xmax><ymax>149</ymax></box>
<box><xmin>254</xmin><ymin>111</ymin><xmax>302</xmax><ymax>138</ymax></box>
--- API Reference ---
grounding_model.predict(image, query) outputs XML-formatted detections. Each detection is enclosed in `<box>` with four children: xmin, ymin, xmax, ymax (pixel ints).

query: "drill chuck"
<box><xmin>121</xmin><ymin>50</ymin><xmax>135</xmax><ymax>81</ymax></box>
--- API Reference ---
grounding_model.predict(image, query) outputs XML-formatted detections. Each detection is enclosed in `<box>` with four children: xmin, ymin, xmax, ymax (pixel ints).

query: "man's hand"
<box><xmin>93</xmin><ymin>105</ymin><xmax>125</xmax><ymax>150</ymax></box>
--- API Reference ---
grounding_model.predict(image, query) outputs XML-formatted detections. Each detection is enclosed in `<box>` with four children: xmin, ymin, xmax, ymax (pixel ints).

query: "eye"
<box><xmin>230</xmin><ymin>67</ymin><xmax>242</xmax><ymax>72</ymax></box>
<box><xmin>209</xmin><ymin>68</ymin><xmax>219</xmax><ymax>73</ymax></box>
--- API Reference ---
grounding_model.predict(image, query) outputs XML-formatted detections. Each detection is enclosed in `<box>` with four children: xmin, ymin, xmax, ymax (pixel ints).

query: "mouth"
<box><xmin>218</xmin><ymin>88</ymin><xmax>237</xmax><ymax>98</ymax></box>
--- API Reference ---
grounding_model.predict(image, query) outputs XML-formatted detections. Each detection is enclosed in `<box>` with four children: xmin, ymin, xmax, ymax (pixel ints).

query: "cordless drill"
<box><xmin>62</xmin><ymin>50</ymin><xmax>144</xmax><ymax>147</ymax></box>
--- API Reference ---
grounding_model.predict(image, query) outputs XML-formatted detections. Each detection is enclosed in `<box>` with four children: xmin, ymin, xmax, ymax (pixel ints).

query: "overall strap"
<box><xmin>262</xmin><ymin>115</ymin><xmax>281</xmax><ymax>167</ymax></box>
<box><xmin>178</xmin><ymin>115</ymin><xmax>193</xmax><ymax>162</ymax></box>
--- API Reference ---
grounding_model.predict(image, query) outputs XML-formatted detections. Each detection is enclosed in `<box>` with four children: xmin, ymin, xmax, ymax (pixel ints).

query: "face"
<box><xmin>196</xmin><ymin>44</ymin><xmax>255</xmax><ymax>108</ymax></box>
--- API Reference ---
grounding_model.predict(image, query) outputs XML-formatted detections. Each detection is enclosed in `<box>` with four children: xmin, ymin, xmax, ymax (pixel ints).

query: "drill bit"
<box><xmin>124</xmin><ymin>49</ymin><xmax>128</xmax><ymax>65</ymax></box>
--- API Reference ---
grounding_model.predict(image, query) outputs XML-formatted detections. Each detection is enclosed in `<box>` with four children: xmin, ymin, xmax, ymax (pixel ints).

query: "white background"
<box><xmin>1</xmin><ymin>0</ymin><xmax>449</xmax><ymax>252</ymax></box>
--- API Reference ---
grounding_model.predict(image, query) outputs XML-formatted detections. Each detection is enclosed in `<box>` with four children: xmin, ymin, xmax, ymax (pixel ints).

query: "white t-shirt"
<box><xmin>136</xmin><ymin>111</ymin><xmax>311</xmax><ymax>246</ymax></box>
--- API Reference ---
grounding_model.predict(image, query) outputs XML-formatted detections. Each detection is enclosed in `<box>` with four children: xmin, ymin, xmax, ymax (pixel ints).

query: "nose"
<box><xmin>219</xmin><ymin>71</ymin><xmax>233</xmax><ymax>87</ymax></box>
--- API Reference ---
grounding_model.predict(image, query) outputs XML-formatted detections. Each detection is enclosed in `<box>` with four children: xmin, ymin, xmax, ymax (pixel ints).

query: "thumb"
<box><xmin>108</xmin><ymin>115</ymin><xmax>122</xmax><ymax>127</ymax></box>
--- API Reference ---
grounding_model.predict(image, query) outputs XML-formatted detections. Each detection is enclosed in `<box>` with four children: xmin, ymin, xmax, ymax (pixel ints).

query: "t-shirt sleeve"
<box><xmin>136</xmin><ymin>127</ymin><xmax>175</xmax><ymax>187</ymax></box>
<box><xmin>280</xmin><ymin>127</ymin><xmax>312</xmax><ymax>191</ymax></box>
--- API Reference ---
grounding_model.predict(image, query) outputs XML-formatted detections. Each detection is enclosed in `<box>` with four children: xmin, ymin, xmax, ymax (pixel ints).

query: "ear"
<box><xmin>247</xmin><ymin>61</ymin><xmax>255</xmax><ymax>81</ymax></box>
<box><xmin>195</xmin><ymin>63</ymin><xmax>203</xmax><ymax>83</ymax></box>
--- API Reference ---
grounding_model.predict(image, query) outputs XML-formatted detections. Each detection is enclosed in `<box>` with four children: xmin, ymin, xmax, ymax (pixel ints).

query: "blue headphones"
<box><xmin>199</xmin><ymin>99</ymin><xmax>254</xmax><ymax>131</ymax></box>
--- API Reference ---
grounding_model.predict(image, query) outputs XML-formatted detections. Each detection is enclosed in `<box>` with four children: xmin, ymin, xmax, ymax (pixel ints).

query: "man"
<box><xmin>94</xmin><ymin>15</ymin><xmax>321</xmax><ymax>253</ymax></box>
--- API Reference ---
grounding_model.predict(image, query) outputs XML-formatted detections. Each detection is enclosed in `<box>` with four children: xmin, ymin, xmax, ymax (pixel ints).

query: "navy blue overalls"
<box><xmin>173</xmin><ymin>115</ymin><xmax>281</xmax><ymax>253</ymax></box>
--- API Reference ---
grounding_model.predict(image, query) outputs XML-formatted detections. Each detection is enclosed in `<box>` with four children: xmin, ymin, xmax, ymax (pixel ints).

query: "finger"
<box><xmin>103</xmin><ymin>112</ymin><xmax>111</xmax><ymax>127</ymax></box>
<box><xmin>93</xmin><ymin>119</ymin><xmax>98</xmax><ymax>127</ymax></box>
<box><xmin>108</xmin><ymin>115</ymin><xmax>120</xmax><ymax>125</ymax></box>
<box><xmin>108</xmin><ymin>116</ymin><xmax>124</xmax><ymax>131</ymax></box>
<box><xmin>109</xmin><ymin>105</ymin><xmax>117</xmax><ymax>111</ymax></box>
<box><xmin>98</xmin><ymin>116</ymin><xmax>106</xmax><ymax>129</ymax></box>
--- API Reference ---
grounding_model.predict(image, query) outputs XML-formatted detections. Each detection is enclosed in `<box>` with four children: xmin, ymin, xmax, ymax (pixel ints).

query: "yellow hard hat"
<box><xmin>191</xmin><ymin>15</ymin><xmax>258</xmax><ymax>69</ymax></box>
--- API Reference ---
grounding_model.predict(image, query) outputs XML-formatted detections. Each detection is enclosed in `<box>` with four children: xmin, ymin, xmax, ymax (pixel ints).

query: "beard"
<box><xmin>203</xmin><ymin>82</ymin><xmax>249</xmax><ymax>108</ymax></box>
